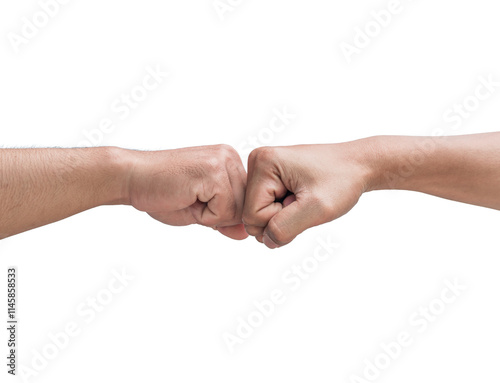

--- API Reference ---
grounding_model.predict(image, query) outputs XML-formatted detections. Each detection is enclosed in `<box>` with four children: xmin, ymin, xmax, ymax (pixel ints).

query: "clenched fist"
<box><xmin>127</xmin><ymin>144</ymin><xmax>248</xmax><ymax>240</ymax></box>
<box><xmin>3</xmin><ymin>134</ymin><xmax>499</xmax><ymax>242</ymax></box>
<box><xmin>243</xmin><ymin>142</ymin><xmax>374</xmax><ymax>248</ymax></box>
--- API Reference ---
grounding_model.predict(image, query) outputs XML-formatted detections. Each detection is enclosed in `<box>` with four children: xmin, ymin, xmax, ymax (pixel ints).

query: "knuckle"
<box><xmin>207</xmin><ymin>145</ymin><xmax>240</xmax><ymax>174</ymax></box>
<box><xmin>215</xmin><ymin>144</ymin><xmax>237</xmax><ymax>159</ymax></box>
<box><xmin>242</xmin><ymin>210</ymin><xmax>262</xmax><ymax>227</ymax></box>
<box><xmin>308</xmin><ymin>193</ymin><xmax>334</xmax><ymax>221</ymax></box>
<box><xmin>249</xmin><ymin>146</ymin><xmax>276</xmax><ymax>164</ymax></box>
<box><xmin>241</xmin><ymin>211</ymin><xmax>255</xmax><ymax>226</ymax></box>
<box><xmin>215</xmin><ymin>143</ymin><xmax>234</xmax><ymax>152</ymax></box>
<box><xmin>205</xmin><ymin>155</ymin><xmax>225</xmax><ymax>175</ymax></box>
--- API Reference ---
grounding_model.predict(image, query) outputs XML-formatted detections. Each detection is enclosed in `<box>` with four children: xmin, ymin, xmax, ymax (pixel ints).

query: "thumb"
<box><xmin>263</xmin><ymin>195</ymin><xmax>327</xmax><ymax>249</ymax></box>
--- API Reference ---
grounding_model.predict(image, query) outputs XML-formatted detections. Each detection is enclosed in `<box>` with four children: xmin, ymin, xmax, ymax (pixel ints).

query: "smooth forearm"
<box><xmin>364</xmin><ymin>133</ymin><xmax>500</xmax><ymax>210</ymax></box>
<box><xmin>0</xmin><ymin>147</ymin><xmax>131</xmax><ymax>239</ymax></box>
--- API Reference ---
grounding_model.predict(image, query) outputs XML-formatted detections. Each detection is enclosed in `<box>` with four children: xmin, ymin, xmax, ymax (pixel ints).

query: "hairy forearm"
<box><xmin>0</xmin><ymin>147</ymin><xmax>130</xmax><ymax>239</ymax></box>
<box><xmin>365</xmin><ymin>133</ymin><xmax>500</xmax><ymax>210</ymax></box>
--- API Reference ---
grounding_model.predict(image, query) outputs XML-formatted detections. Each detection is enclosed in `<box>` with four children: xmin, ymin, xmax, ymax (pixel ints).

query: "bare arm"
<box><xmin>0</xmin><ymin>147</ymin><xmax>127</xmax><ymax>239</ymax></box>
<box><xmin>243</xmin><ymin>133</ymin><xmax>500</xmax><ymax>248</ymax></box>
<box><xmin>368</xmin><ymin>133</ymin><xmax>500</xmax><ymax>210</ymax></box>
<box><xmin>0</xmin><ymin>145</ymin><xmax>248</xmax><ymax>240</ymax></box>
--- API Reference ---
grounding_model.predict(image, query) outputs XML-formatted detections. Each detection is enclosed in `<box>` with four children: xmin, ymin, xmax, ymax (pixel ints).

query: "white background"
<box><xmin>1</xmin><ymin>0</ymin><xmax>499</xmax><ymax>382</ymax></box>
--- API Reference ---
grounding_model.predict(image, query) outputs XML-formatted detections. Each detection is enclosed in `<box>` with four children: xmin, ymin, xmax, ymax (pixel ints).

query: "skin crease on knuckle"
<box><xmin>250</xmin><ymin>146</ymin><xmax>277</xmax><ymax>166</ymax></box>
<box><xmin>202</xmin><ymin>147</ymin><xmax>241</xmax><ymax>226</ymax></box>
<box><xmin>242</xmin><ymin>206</ymin><xmax>268</xmax><ymax>227</ymax></box>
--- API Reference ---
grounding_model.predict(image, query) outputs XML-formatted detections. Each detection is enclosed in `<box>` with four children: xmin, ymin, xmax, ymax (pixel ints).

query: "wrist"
<box><xmin>360</xmin><ymin>135</ymin><xmax>436</xmax><ymax>192</ymax></box>
<box><xmin>99</xmin><ymin>146</ymin><xmax>135</xmax><ymax>206</ymax></box>
<box><xmin>336</xmin><ymin>136</ymin><xmax>390</xmax><ymax>193</ymax></box>
<box><xmin>353</xmin><ymin>136</ymin><xmax>397</xmax><ymax>193</ymax></box>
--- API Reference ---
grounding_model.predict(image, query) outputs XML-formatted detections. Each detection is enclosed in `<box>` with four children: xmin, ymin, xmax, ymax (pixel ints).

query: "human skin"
<box><xmin>243</xmin><ymin>132</ymin><xmax>500</xmax><ymax>249</ymax></box>
<box><xmin>0</xmin><ymin>144</ymin><xmax>248</xmax><ymax>240</ymax></box>
<box><xmin>2</xmin><ymin>134</ymin><xmax>499</xmax><ymax>244</ymax></box>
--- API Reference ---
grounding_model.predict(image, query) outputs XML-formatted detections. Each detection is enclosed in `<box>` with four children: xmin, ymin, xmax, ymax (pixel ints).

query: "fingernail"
<box><xmin>263</xmin><ymin>233</ymin><xmax>279</xmax><ymax>249</ymax></box>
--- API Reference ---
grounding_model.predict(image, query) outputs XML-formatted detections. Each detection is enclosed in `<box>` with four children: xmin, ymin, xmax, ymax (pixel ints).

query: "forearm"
<box><xmin>365</xmin><ymin>133</ymin><xmax>500</xmax><ymax>210</ymax></box>
<box><xmin>0</xmin><ymin>147</ymin><xmax>130</xmax><ymax>239</ymax></box>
